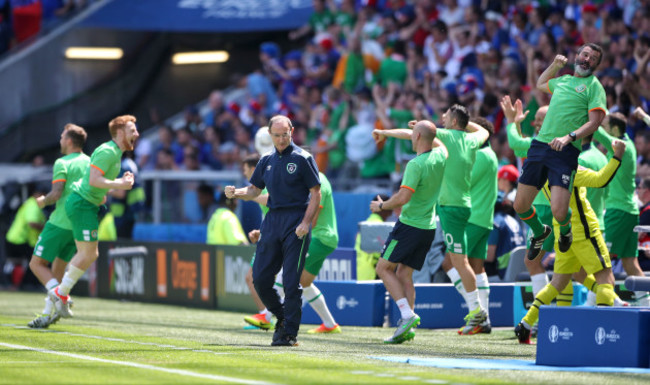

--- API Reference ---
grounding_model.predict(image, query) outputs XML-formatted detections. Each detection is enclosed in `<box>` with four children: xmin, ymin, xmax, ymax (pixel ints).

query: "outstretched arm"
<box><xmin>574</xmin><ymin>140</ymin><xmax>625</xmax><ymax>188</ymax></box>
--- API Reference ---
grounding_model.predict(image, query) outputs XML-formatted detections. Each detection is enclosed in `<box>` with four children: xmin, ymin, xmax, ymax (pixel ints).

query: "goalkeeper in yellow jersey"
<box><xmin>514</xmin><ymin>139</ymin><xmax>626</xmax><ymax>344</ymax></box>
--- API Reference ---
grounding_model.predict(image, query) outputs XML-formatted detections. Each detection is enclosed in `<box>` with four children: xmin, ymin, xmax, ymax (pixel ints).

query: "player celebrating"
<box><xmin>514</xmin><ymin>44</ymin><xmax>606</xmax><ymax>261</ymax></box>
<box><xmin>371</xmin><ymin>120</ymin><xmax>448</xmax><ymax>343</ymax></box>
<box><xmin>28</xmin><ymin>124</ymin><xmax>89</xmax><ymax>328</ymax></box>
<box><xmin>47</xmin><ymin>115</ymin><xmax>139</xmax><ymax>318</ymax></box>
<box><xmin>515</xmin><ymin>139</ymin><xmax>626</xmax><ymax>344</ymax></box>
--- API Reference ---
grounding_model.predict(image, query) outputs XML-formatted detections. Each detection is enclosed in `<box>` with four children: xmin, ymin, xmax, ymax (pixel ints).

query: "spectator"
<box><xmin>5</xmin><ymin>184</ymin><xmax>46</xmax><ymax>288</ymax></box>
<box><xmin>206</xmin><ymin>194</ymin><xmax>248</xmax><ymax>245</ymax></box>
<box><xmin>203</xmin><ymin>90</ymin><xmax>226</xmax><ymax>129</ymax></box>
<box><xmin>355</xmin><ymin>193</ymin><xmax>392</xmax><ymax>280</ymax></box>
<box><xmin>636</xmin><ymin>177</ymin><xmax>650</xmax><ymax>271</ymax></box>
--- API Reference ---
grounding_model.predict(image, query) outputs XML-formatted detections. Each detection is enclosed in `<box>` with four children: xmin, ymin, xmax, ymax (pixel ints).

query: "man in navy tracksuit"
<box><xmin>225</xmin><ymin>115</ymin><xmax>321</xmax><ymax>346</ymax></box>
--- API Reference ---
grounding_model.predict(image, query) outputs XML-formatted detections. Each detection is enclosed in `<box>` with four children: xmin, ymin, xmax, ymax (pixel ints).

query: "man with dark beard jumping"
<box><xmin>512</xmin><ymin>43</ymin><xmax>607</xmax><ymax>262</ymax></box>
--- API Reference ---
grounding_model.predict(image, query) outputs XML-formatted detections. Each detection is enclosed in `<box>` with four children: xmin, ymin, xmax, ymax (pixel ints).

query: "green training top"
<box><xmin>312</xmin><ymin>172</ymin><xmax>339</xmax><ymax>248</ymax></box>
<box><xmin>506</xmin><ymin>122</ymin><xmax>533</xmax><ymax>158</ymax></box>
<box><xmin>378</xmin><ymin>56</ymin><xmax>408</xmax><ymax>87</ymax></box>
<box><xmin>49</xmin><ymin>152</ymin><xmax>90</xmax><ymax>230</ymax></box>
<box><xmin>594</xmin><ymin>127</ymin><xmax>639</xmax><ymax>214</ymax></box>
<box><xmin>468</xmin><ymin>145</ymin><xmax>499</xmax><ymax>229</ymax></box>
<box><xmin>399</xmin><ymin>148</ymin><xmax>447</xmax><ymax>230</ymax></box>
<box><xmin>436</xmin><ymin>128</ymin><xmax>483</xmax><ymax>208</ymax></box>
<box><xmin>537</xmin><ymin>74</ymin><xmax>607</xmax><ymax>149</ymax></box>
<box><xmin>74</xmin><ymin>140</ymin><xmax>123</xmax><ymax>206</ymax></box>
<box><xmin>259</xmin><ymin>188</ymin><xmax>269</xmax><ymax>217</ymax></box>
<box><xmin>578</xmin><ymin>143</ymin><xmax>609</xmax><ymax>231</ymax></box>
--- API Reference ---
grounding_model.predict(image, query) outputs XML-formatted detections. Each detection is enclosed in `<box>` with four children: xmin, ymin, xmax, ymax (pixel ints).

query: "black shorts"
<box><xmin>520</xmin><ymin>139</ymin><xmax>580</xmax><ymax>190</ymax></box>
<box><xmin>380</xmin><ymin>220</ymin><xmax>436</xmax><ymax>271</ymax></box>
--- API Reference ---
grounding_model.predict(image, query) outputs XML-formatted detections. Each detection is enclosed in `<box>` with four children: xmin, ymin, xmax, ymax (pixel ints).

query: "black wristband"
<box><xmin>379</xmin><ymin>202</ymin><xmax>383</xmax><ymax>210</ymax></box>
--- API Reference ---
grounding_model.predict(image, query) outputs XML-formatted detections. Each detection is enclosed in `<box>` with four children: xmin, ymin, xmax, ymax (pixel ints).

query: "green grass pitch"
<box><xmin>0</xmin><ymin>292</ymin><xmax>648</xmax><ymax>385</ymax></box>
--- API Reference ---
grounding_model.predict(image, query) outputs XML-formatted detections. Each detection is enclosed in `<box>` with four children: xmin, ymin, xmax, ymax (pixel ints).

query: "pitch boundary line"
<box><xmin>0</xmin><ymin>342</ymin><xmax>281</xmax><ymax>385</ymax></box>
<box><xmin>1</xmin><ymin>323</ymin><xmax>235</xmax><ymax>356</ymax></box>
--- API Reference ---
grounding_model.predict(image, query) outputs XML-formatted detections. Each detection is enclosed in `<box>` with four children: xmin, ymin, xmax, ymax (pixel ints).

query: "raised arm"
<box><xmin>466</xmin><ymin>120</ymin><xmax>489</xmax><ymax>145</ymax></box>
<box><xmin>537</xmin><ymin>55</ymin><xmax>567</xmax><ymax>94</ymax></box>
<box><xmin>574</xmin><ymin>140</ymin><xmax>625</xmax><ymax>188</ymax></box>
<box><xmin>500</xmin><ymin>96</ymin><xmax>533</xmax><ymax>156</ymax></box>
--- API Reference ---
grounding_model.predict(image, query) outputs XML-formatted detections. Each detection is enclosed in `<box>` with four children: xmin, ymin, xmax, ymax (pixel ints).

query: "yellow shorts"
<box><xmin>554</xmin><ymin>233</ymin><xmax>611</xmax><ymax>275</ymax></box>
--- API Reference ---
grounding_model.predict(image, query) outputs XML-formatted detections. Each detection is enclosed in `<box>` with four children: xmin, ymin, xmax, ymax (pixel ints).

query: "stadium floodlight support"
<box><xmin>172</xmin><ymin>51</ymin><xmax>229</xmax><ymax>65</ymax></box>
<box><xmin>64</xmin><ymin>47</ymin><xmax>124</xmax><ymax>60</ymax></box>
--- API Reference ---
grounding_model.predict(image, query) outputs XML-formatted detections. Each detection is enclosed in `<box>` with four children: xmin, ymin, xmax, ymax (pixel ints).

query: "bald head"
<box><xmin>414</xmin><ymin>120</ymin><xmax>437</xmax><ymax>143</ymax></box>
<box><xmin>533</xmin><ymin>105</ymin><xmax>549</xmax><ymax>133</ymax></box>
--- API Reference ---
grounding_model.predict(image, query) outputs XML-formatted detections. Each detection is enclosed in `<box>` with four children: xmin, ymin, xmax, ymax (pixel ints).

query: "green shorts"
<box><xmin>304</xmin><ymin>237</ymin><xmax>336</xmax><ymax>276</ymax></box>
<box><xmin>65</xmin><ymin>192</ymin><xmax>100</xmax><ymax>242</ymax></box>
<box><xmin>526</xmin><ymin>204</ymin><xmax>555</xmax><ymax>252</ymax></box>
<box><xmin>466</xmin><ymin>223</ymin><xmax>491</xmax><ymax>260</ymax></box>
<box><xmin>33</xmin><ymin>222</ymin><xmax>76</xmax><ymax>263</ymax></box>
<box><xmin>604</xmin><ymin>209</ymin><xmax>639</xmax><ymax>258</ymax></box>
<box><xmin>438</xmin><ymin>205</ymin><xmax>470</xmax><ymax>255</ymax></box>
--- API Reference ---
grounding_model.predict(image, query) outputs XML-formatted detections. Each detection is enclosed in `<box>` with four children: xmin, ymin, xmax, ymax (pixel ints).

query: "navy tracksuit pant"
<box><xmin>253</xmin><ymin>208</ymin><xmax>310</xmax><ymax>336</ymax></box>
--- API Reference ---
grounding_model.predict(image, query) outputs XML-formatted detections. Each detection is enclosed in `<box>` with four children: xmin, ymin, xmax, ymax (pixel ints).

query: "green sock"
<box><xmin>558</xmin><ymin>208</ymin><xmax>572</xmax><ymax>235</ymax></box>
<box><xmin>518</xmin><ymin>207</ymin><xmax>544</xmax><ymax>237</ymax></box>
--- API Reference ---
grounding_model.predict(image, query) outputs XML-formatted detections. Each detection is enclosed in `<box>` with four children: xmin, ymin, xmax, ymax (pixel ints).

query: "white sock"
<box><xmin>613</xmin><ymin>296</ymin><xmax>625</xmax><ymax>306</ymax></box>
<box><xmin>260</xmin><ymin>308</ymin><xmax>272</xmax><ymax>322</ymax></box>
<box><xmin>42</xmin><ymin>297</ymin><xmax>54</xmax><ymax>315</ymax></box>
<box><xmin>447</xmin><ymin>267</ymin><xmax>468</xmax><ymax>307</ymax></box>
<box><xmin>531</xmin><ymin>273</ymin><xmax>549</xmax><ymax>297</ymax></box>
<box><xmin>635</xmin><ymin>291</ymin><xmax>650</xmax><ymax>306</ymax></box>
<box><xmin>59</xmin><ymin>265</ymin><xmax>85</xmax><ymax>296</ymax></box>
<box><xmin>45</xmin><ymin>278</ymin><xmax>59</xmax><ymax>291</ymax></box>
<box><xmin>303</xmin><ymin>284</ymin><xmax>336</xmax><ymax>328</ymax></box>
<box><xmin>476</xmin><ymin>272</ymin><xmax>490</xmax><ymax>317</ymax></box>
<box><xmin>585</xmin><ymin>291</ymin><xmax>597</xmax><ymax>306</ymax></box>
<box><xmin>465</xmin><ymin>289</ymin><xmax>480</xmax><ymax>312</ymax></box>
<box><xmin>396</xmin><ymin>298</ymin><xmax>415</xmax><ymax>319</ymax></box>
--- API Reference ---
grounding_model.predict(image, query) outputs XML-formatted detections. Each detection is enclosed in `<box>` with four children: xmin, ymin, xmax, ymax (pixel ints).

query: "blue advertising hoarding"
<box><xmin>81</xmin><ymin>0</ymin><xmax>313</xmax><ymax>32</ymax></box>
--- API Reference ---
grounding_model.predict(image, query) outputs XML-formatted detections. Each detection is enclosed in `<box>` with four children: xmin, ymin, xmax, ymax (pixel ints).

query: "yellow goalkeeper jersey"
<box><xmin>541</xmin><ymin>156</ymin><xmax>621</xmax><ymax>241</ymax></box>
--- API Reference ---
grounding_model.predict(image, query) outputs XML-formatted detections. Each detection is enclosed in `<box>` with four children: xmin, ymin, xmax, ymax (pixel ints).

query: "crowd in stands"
<box><xmin>0</xmin><ymin>0</ymin><xmax>88</xmax><ymax>54</ymax></box>
<box><xmin>135</xmin><ymin>0</ymin><xmax>650</xmax><ymax>181</ymax></box>
<box><xmin>127</xmin><ymin>0</ymin><xmax>650</xmax><ymax>278</ymax></box>
<box><xmin>5</xmin><ymin>0</ymin><xmax>650</xmax><ymax>287</ymax></box>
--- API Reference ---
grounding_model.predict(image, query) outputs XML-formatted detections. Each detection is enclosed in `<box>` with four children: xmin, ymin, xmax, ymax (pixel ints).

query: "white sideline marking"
<box><xmin>2</xmin><ymin>324</ymin><xmax>231</xmax><ymax>356</ymax></box>
<box><xmin>0</xmin><ymin>342</ymin><xmax>279</xmax><ymax>385</ymax></box>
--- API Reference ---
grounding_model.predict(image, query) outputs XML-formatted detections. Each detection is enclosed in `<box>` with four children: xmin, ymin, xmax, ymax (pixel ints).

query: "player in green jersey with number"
<box><xmin>47</xmin><ymin>115</ymin><xmax>139</xmax><ymax>319</ymax></box>
<box><xmin>427</xmin><ymin>105</ymin><xmax>491</xmax><ymax>333</ymax></box>
<box><xmin>28</xmin><ymin>124</ymin><xmax>89</xmax><ymax>328</ymax></box>
<box><xmin>441</xmin><ymin>116</ymin><xmax>498</xmax><ymax>334</ymax></box>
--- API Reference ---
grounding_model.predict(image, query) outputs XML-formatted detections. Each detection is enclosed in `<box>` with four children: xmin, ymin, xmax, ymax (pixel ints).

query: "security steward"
<box><xmin>225</xmin><ymin>115</ymin><xmax>321</xmax><ymax>346</ymax></box>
